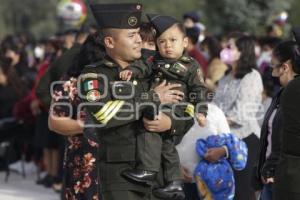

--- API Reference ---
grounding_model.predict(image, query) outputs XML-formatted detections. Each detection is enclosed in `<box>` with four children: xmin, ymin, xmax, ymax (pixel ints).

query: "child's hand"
<box><xmin>119</xmin><ymin>70</ymin><xmax>133</xmax><ymax>81</ymax></box>
<box><xmin>196</xmin><ymin>113</ymin><xmax>206</xmax><ymax>127</ymax></box>
<box><xmin>204</xmin><ymin>147</ymin><xmax>226</xmax><ymax>163</ymax></box>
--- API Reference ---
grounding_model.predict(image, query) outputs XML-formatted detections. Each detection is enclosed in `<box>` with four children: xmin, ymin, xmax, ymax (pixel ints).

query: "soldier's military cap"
<box><xmin>146</xmin><ymin>14</ymin><xmax>179</xmax><ymax>37</ymax></box>
<box><xmin>90</xmin><ymin>3</ymin><xmax>142</xmax><ymax>29</ymax></box>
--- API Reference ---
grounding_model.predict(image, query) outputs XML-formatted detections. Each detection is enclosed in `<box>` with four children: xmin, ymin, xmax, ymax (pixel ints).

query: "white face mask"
<box><xmin>257</xmin><ymin>51</ymin><xmax>272</xmax><ymax>68</ymax></box>
<box><xmin>34</xmin><ymin>46</ymin><xmax>45</xmax><ymax>60</ymax></box>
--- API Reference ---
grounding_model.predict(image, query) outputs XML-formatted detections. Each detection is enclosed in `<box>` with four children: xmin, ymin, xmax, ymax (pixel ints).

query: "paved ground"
<box><xmin>0</xmin><ymin>171</ymin><xmax>60</xmax><ymax>200</ymax></box>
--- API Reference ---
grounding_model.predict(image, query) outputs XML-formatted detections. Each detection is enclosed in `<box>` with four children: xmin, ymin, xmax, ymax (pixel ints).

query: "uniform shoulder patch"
<box><xmin>86</xmin><ymin>89</ymin><xmax>101</xmax><ymax>102</ymax></box>
<box><xmin>83</xmin><ymin>79</ymin><xmax>100</xmax><ymax>92</ymax></box>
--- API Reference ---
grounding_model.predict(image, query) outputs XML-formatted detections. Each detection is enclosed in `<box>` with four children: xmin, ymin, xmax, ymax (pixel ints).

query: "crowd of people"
<box><xmin>0</xmin><ymin>2</ymin><xmax>300</xmax><ymax>200</ymax></box>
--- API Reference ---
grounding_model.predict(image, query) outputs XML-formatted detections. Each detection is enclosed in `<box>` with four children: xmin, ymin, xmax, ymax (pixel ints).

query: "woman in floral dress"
<box><xmin>50</xmin><ymin>33</ymin><xmax>105</xmax><ymax>200</ymax></box>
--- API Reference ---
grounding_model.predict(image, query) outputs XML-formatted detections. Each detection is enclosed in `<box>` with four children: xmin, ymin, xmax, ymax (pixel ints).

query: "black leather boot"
<box><xmin>122</xmin><ymin>169</ymin><xmax>157</xmax><ymax>183</ymax></box>
<box><xmin>153</xmin><ymin>180</ymin><xmax>185</xmax><ymax>200</ymax></box>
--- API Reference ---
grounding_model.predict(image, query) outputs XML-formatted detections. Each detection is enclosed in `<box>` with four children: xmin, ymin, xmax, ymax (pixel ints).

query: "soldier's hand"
<box><xmin>153</xmin><ymin>80</ymin><xmax>183</xmax><ymax>104</ymax></box>
<box><xmin>143</xmin><ymin>112</ymin><xmax>171</xmax><ymax>132</ymax></box>
<box><xmin>119</xmin><ymin>70</ymin><xmax>133</xmax><ymax>81</ymax></box>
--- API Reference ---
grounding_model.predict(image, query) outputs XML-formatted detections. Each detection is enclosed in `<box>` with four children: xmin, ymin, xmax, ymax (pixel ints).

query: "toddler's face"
<box><xmin>156</xmin><ymin>24</ymin><xmax>188</xmax><ymax>60</ymax></box>
<box><xmin>142</xmin><ymin>40</ymin><xmax>156</xmax><ymax>51</ymax></box>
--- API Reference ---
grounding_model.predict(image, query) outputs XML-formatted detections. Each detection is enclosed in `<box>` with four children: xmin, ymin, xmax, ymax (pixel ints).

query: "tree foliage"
<box><xmin>203</xmin><ymin>0</ymin><xmax>292</xmax><ymax>35</ymax></box>
<box><xmin>0</xmin><ymin>0</ymin><xmax>299</xmax><ymax>39</ymax></box>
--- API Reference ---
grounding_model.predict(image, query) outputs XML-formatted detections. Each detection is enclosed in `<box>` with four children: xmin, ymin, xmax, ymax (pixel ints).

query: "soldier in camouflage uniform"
<box><xmin>80</xmin><ymin>3</ymin><xmax>194</xmax><ymax>200</ymax></box>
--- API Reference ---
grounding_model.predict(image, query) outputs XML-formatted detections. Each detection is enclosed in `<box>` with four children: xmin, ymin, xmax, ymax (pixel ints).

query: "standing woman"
<box><xmin>49</xmin><ymin>33</ymin><xmax>105</xmax><ymax>200</ymax></box>
<box><xmin>213</xmin><ymin>35</ymin><xmax>263</xmax><ymax>200</ymax></box>
<box><xmin>253</xmin><ymin>39</ymin><xmax>300</xmax><ymax>200</ymax></box>
<box><xmin>274</xmin><ymin>28</ymin><xmax>300</xmax><ymax>200</ymax></box>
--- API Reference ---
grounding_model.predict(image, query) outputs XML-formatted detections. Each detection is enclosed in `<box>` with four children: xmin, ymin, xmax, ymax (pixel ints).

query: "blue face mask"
<box><xmin>141</xmin><ymin>48</ymin><xmax>157</xmax><ymax>59</ymax></box>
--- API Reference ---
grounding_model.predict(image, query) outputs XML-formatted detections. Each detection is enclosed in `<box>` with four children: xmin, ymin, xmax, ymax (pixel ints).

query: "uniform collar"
<box><xmin>102</xmin><ymin>56</ymin><xmax>118</xmax><ymax>68</ymax></box>
<box><xmin>155</xmin><ymin>52</ymin><xmax>191</xmax><ymax>63</ymax></box>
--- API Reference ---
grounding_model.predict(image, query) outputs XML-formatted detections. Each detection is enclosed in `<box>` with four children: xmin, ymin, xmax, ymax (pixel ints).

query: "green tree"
<box><xmin>203</xmin><ymin>0</ymin><xmax>292</xmax><ymax>35</ymax></box>
<box><xmin>0</xmin><ymin>0</ymin><xmax>299</xmax><ymax>39</ymax></box>
<box><xmin>0</xmin><ymin>0</ymin><xmax>58</xmax><ymax>38</ymax></box>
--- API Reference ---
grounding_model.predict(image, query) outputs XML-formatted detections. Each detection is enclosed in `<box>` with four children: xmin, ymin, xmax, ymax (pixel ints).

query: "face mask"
<box><xmin>220</xmin><ymin>48</ymin><xmax>236</xmax><ymax>65</ymax></box>
<box><xmin>272</xmin><ymin>76</ymin><xmax>281</xmax><ymax>87</ymax></box>
<box><xmin>141</xmin><ymin>48</ymin><xmax>157</xmax><ymax>58</ymax></box>
<box><xmin>34</xmin><ymin>46</ymin><xmax>45</xmax><ymax>60</ymax></box>
<box><xmin>257</xmin><ymin>51</ymin><xmax>272</xmax><ymax>69</ymax></box>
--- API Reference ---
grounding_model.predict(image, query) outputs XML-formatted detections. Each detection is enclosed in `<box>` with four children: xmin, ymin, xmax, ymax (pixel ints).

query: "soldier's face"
<box><xmin>112</xmin><ymin>28</ymin><xmax>142</xmax><ymax>62</ymax></box>
<box><xmin>156</xmin><ymin>25</ymin><xmax>188</xmax><ymax>60</ymax></box>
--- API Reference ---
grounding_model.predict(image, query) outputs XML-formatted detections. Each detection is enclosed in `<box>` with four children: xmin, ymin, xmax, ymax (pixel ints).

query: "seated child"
<box><xmin>194</xmin><ymin>133</ymin><xmax>247</xmax><ymax>200</ymax></box>
<box><xmin>121</xmin><ymin>15</ymin><xmax>208</xmax><ymax>200</ymax></box>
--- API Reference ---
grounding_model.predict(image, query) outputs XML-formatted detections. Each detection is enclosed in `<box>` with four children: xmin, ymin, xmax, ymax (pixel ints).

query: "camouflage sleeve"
<box><xmin>126</xmin><ymin>59</ymin><xmax>153</xmax><ymax>79</ymax></box>
<box><xmin>187</xmin><ymin>61</ymin><xmax>208</xmax><ymax>117</ymax></box>
<box><xmin>163</xmin><ymin>108</ymin><xmax>194</xmax><ymax>136</ymax></box>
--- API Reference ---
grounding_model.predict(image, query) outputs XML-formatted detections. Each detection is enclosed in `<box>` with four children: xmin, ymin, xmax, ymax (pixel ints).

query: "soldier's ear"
<box><xmin>183</xmin><ymin>36</ymin><xmax>189</xmax><ymax>48</ymax></box>
<box><xmin>103</xmin><ymin>36</ymin><xmax>115</xmax><ymax>49</ymax></box>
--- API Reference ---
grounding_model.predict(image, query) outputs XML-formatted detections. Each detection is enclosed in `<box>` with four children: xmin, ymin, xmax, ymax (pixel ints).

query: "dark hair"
<box><xmin>67</xmin><ymin>31</ymin><xmax>106</xmax><ymax>77</ymax></box>
<box><xmin>1</xmin><ymin>40</ymin><xmax>28</xmax><ymax>68</ymax></box>
<box><xmin>186</xmin><ymin>27</ymin><xmax>200</xmax><ymax>45</ymax></box>
<box><xmin>258</xmin><ymin>36</ymin><xmax>282</xmax><ymax>50</ymax></box>
<box><xmin>273</xmin><ymin>40</ymin><xmax>300</xmax><ymax>74</ymax></box>
<box><xmin>227</xmin><ymin>32</ymin><xmax>245</xmax><ymax>42</ymax></box>
<box><xmin>201</xmin><ymin>36</ymin><xmax>222</xmax><ymax>61</ymax></box>
<box><xmin>174</xmin><ymin>23</ymin><xmax>186</xmax><ymax>37</ymax></box>
<box><xmin>140</xmin><ymin>22</ymin><xmax>155</xmax><ymax>42</ymax></box>
<box><xmin>235</xmin><ymin>35</ymin><xmax>257</xmax><ymax>79</ymax></box>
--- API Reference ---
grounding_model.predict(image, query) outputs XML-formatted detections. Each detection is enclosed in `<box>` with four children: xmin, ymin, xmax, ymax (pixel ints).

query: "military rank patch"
<box><xmin>93</xmin><ymin>100</ymin><xmax>125</xmax><ymax>124</ymax></box>
<box><xmin>84</xmin><ymin>80</ymin><xmax>99</xmax><ymax>92</ymax></box>
<box><xmin>86</xmin><ymin>90</ymin><xmax>101</xmax><ymax>102</ymax></box>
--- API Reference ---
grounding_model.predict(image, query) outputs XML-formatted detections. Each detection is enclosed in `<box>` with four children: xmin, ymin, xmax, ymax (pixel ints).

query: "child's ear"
<box><xmin>183</xmin><ymin>36</ymin><xmax>189</xmax><ymax>48</ymax></box>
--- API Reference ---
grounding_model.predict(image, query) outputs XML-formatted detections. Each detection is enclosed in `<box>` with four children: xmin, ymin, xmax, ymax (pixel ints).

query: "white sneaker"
<box><xmin>8</xmin><ymin>160</ymin><xmax>23</xmax><ymax>173</ymax></box>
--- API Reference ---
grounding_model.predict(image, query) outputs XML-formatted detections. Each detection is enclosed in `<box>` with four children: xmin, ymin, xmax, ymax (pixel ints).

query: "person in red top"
<box><xmin>186</xmin><ymin>26</ymin><xmax>208</xmax><ymax>77</ymax></box>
